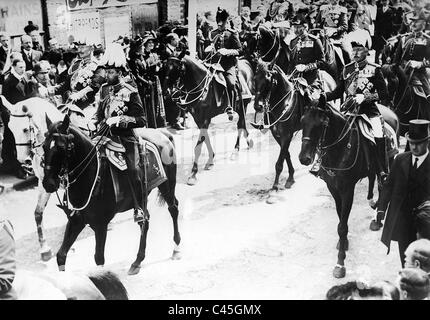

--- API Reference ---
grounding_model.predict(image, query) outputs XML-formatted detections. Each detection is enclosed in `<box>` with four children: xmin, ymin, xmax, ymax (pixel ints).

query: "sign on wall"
<box><xmin>0</xmin><ymin>0</ymin><xmax>43</xmax><ymax>36</ymax></box>
<box><xmin>69</xmin><ymin>11</ymin><xmax>102</xmax><ymax>45</ymax></box>
<box><xmin>66</xmin><ymin>0</ymin><xmax>157</xmax><ymax>11</ymax></box>
<box><xmin>104</xmin><ymin>15</ymin><xmax>130</xmax><ymax>45</ymax></box>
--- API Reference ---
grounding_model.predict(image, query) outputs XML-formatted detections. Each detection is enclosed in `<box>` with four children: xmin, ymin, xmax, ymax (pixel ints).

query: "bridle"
<box><xmin>301</xmin><ymin>104</ymin><xmax>361</xmax><ymax>175</ymax></box>
<box><xmin>45</xmin><ymin>124</ymin><xmax>109</xmax><ymax>216</ymax></box>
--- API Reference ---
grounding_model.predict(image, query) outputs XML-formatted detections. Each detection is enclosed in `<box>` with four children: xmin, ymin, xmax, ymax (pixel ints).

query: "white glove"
<box><xmin>87</xmin><ymin>121</ymin><xmax>97</xmax><ymax>132</ymax></box>
<box><xmin>106</xmin><ymin>116</ymin><xmax>121</xmax><ymax>127</ymax></box>
<box><xmin>218</xmin><ymin>48</ymin><xmax>229</xmax><ymax>56</ymax></box>
<box><xmin>69</xmin><ymin>92</ymin><xmax>82</xmax><ymax>102</ymax></box>
<box><xmin>295</xmin><ymin>64</ymin><xmax>307</xmax><ymax>73</ymax></box>
<box><xmin>409</xmin><ymin>60</ymin><xmax>423</xmax><ymax>69</ymax></box>
<box><xmin>354</xmin><ymin>94</ymin><xmax>365</xmax><ymax>105</ymax></box>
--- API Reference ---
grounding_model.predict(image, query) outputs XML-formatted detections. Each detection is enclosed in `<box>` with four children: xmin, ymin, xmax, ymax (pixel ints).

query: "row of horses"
<box><xmin>0</xmin><ymin>24</ymin><xmax>421</xmax><ymax>282</ymax></box>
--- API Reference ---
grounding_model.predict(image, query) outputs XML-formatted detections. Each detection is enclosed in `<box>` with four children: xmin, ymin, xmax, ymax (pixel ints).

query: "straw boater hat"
<box><xmin>406</xmin><ymin>119</ymin><xmax>430</xmax><ymax>143</ymax></box>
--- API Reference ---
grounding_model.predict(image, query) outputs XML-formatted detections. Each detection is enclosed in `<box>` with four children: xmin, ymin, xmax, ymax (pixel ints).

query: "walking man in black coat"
<box><xmin>376</xmin><ymin>119</ymin><xmax>430</xmax><ymax>267</ymax></box>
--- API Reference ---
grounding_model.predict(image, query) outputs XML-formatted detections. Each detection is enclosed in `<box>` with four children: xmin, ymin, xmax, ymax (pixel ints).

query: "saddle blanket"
<box><xmin>93</xmin><ymin>136</ymin><xmax>167</xmax><ymax>204</ymax></box>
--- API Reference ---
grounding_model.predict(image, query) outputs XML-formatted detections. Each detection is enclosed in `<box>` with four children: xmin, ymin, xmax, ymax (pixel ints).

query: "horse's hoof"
<box><xmin>187</xmin><ymin>177</ymin><xmax>197</xmax><ymax>186</ymax></box>
<box><xmin>128</xmin><ymin>265</ymin><xmax>141</xmax><ymax>276</ymax></box>
<box><xmin>369</xmin><ymin>219</ymin><xmax>383</xmax><ymax>231</ymax></box>
<box><xmin>58</xmin><ymin>265</ymin><xmax>65</xmax><ymax>272</ymax></box>
<box><xmin>266</xmin><ymin>196</ymin><xmax>279</xmax><ymax>204</ymax></box>
<box><xmin>41</xmin><ymin>249</ymin><xmax>53</xmax><ymax>262</ymax></box>
<box><xmin>336</xmin><ymin>240</ymin><xmax>349</xmax><ymax>251</ymax></box>
<box><xmin>333</xmin><ymin>265</ymin><xmax>346</xmax><ymax>278</ymax></box>
<box><xmin>230</xmin><ymin>152</ymin><xmax>238</xmax><ymax>161</ymax></box>
<box><xmin>285</xmin><ymin>180</ymin><xmax>295</xmax><ymax>189</ymax></box>
<box><xmin>272</xmin><ymin>185</ymin><xmax>279</xmax><ymax>191</ymax></box>
<box><xmin>204</xmin><ymin>163</ymin><xmax>214</xmax><ymax>171</ymax></box>
<box><xmin>247</xmin><ymin>139</ymin><xmax>254</xmax><ymax>149</ymax></box>
<box><xmin>172</xmin><ymin>250</ymin><xmax>182</xmax><ymax>260</ymax></box>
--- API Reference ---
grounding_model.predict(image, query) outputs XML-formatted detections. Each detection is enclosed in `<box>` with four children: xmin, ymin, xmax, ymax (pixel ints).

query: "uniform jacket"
<box><xmin>379</xmin><ymin>152</ymin><xmax>430</xmax><ymax>251</ymax></box>
<box><xmin>327</xmin><ymin>59</ymin><xmax>388</xmax><ymax>116</ymax></box>
<box><xmin>20</xmin><ymin>49</ymin><xmax>42</xmax><ymax>71</ymax></box>
<box><xmin>287</xmin><ymin>33</ymin><xmax>325</xmax><ymax>83</ymax></box>
<box><xmin>210</xmin><ymin>27</ymin><xmax>243</xmax><ymax>70</ymax></box>
<box><xmin>93</xmin><ymin>81</ymin><xmax>146</xmax><ymax>137</ymax></box>
<box><xmin>316</xmin><ymin>4</ymin><xmax>349</xmax><ymax>38</ymax></box>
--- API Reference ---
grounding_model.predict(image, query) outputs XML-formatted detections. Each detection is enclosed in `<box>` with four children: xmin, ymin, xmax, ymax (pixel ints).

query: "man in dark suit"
<box><xmin>376</xmin><ymin>119</ymin><xmax>430</xmax><ymax>267</ymax></box>
<box><xmin>20</xmin><ymin>35</ymin><xmax>42</xmax><ymax>71</ymax></box>
<box><xmin>1</xmin><ymin>58</ymin><xmax>36</xmax><ymax>179</ymax></box>
<box><xmin>0</xmin><ymin>32</ymin><xmax>10</xmax><ymax>86</ymax></box>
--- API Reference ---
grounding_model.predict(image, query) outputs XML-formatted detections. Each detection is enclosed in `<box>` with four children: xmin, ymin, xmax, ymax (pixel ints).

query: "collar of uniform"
<box><xmin>167</xmin><ymin>43</ymin><xmax>176</xmax><ymax>52</ymax></box>
<box><xmin>110</xmin><ymin>80</ymin><xmax>125</xmax><ymax>94</ymax></box>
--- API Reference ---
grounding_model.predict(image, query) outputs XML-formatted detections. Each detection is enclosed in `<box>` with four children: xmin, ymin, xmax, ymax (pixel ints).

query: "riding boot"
<box><xmin>225</xmin><ymin>89</ymin><xmax>235</xmax><ymax>121</ymax></box>
<box><xmin>127</xmin><ymin>174</ymin><xmax>145</xmax><ymax>223</ymax></box>
<box><xmin>375</xmin><ymin>137</ymin><xmax>388</xmax><ymax>185</ymax></box>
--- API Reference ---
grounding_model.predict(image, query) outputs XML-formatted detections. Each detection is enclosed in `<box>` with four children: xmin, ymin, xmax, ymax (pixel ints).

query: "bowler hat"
<box><xmin>406</xmin><ymin>119</ymin><xmax>430</xmax><ymax>143</ymax></box>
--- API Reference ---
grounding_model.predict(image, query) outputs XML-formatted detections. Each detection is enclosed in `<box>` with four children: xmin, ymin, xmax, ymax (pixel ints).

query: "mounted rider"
<box><xmin>316</xmin><ymin>0</ymin><xmax>353</xmax><ymax>65</ymax></box>
<box><xmin>209</xmin><ymin>7</ymin><xmax>243</xmax><ymax>121</ymax></box>
<box><xmin>88</xmin><ymin>44</ymin><xmax>147</xmax><ymax>224</ymax></box>
<box><xmin>287</xmin><ymin>10</ymin><xmax>326</xmax><ymax>107</ymax></box>
<box><xmin>322</xmin><ymin>39</ymin><xmax>390</xmax><ymax>181</ymax></box>
<box><xmin>393</xmin><ymin>10</ymin><xmax>430</xmax><ymax>114</ymax></box>
<box><xmin>65</xmin><ymin>42</ymin><xmax>106</xmax><ymax>110</ymax></box>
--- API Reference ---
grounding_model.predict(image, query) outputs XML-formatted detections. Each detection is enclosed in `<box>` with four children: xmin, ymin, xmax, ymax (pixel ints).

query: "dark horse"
<box><xmin>253</xmin><ymin>25</ymin><xmax>337</xmax><ymax>190</ymax></box>
<box><xmin>162</xmin><ymin>53</ymin><xmax>254</xmax><ymax>185</ymax></box>
<box><xmin>298</xmin><ymin>102</ymin><xmax>399</xmax><ymax>278</ymax></box>
<box><xmin>42</xmin><ymin>115</ymin><xmax>181</xmax><ymax>275</ymax></box>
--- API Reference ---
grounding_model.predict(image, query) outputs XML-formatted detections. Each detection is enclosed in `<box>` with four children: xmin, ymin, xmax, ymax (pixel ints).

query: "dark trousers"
<box><xmin>398</xmin><ymin>231</ymin><xmax>417</xmax><ymax>268</ymax></box>
<box><xmin>165</xmin><ymin>95</ymin><xmax>180</xmax><ymax>126</ymax></box>
<box><xmin>120</xmin><ymin>136</ymin><xmax>145</xmax><ymax>209</ymax></box>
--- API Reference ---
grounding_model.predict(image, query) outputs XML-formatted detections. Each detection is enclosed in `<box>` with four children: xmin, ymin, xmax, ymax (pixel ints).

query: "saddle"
<box><xmin>346</xmin><ymin>113</ymin><xmax>399</xmax><ymax>158</ymax></box>
<box><xmin>92</xmin><ymin>135</ymin><xmax>167</xmax><ymax>204</ymax></box>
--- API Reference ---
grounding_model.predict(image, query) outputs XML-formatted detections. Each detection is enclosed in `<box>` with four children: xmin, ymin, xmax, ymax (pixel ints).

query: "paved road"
<box><xmin>0</xmin><ymin>111</ymin><xmax>401</xmax><ymax>299</ymax></box>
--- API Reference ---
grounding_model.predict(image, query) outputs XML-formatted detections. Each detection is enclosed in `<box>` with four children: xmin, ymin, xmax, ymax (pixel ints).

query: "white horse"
<box><xmin>0</xmin><ymin>96</ymin><xmax>92</xmax><ymax>261</ymax></box>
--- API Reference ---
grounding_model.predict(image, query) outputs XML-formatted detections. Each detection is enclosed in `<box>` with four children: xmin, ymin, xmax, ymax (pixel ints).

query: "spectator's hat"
<box><xmin>48</xmin><ymin>38</ymin><xmax>58</xmax><ymax>46</ymax></box>
<box><xmin>250</xmin><ymin>11</ymin><xmax>261</xmax><ymax>21</ymax></box>
<box><xmin>216</xmin><ymin>7</ymin><xmax>230</xmax><ymax>23</ymax></box>
<box><xmin>33</xmin><ymin>60</ymin><xmax>50</xmax><ymax>75</ymax></box>
<box><xmin>24</xmin><ymin>21</ymin><xmax>39</xmax><ymax>35</ymax></box>
<box><xmin>291</xmin><ymin>9</ymin><xmax>309</xmax><ymax>26</ymax></box>
<box><xmin>142</xmin><ymin>32</ymin><xmax>157</xmax><ymax>46</ymax></box>
<box><xmin>406</xmin><ymin>119</ymin><xmax>430</xmax><ymax>143</ymax></box>
<box><xmin>101</xmin><ymin>43</ymin><xmax>128</xmax><ymax>73</ymax></box>
<box><xmin>398</xmin><ymin>268</ymin><xmax>430</xmax><ymax>300</ymax></box>
<box><xmin>172</xmin><ymin>25</ymin><xmax>188</xmax><ymax>37</ymax></box>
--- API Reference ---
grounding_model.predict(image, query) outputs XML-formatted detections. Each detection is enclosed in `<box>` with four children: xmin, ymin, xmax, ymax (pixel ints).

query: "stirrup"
<box><xmin>133</xmin><ymin>208</ymin><xmax>145</xmax><ymax>223</ymax></box>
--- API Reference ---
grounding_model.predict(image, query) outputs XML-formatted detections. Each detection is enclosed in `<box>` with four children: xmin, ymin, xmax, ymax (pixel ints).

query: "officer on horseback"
<box><xmin>210</xmin><ymin>7</ymin><xmax>243</xmax><ymax>121</ymax></box>
<box><xmin>88</xmin><ymin>44</ymin><xmax>146</xmax><ymax>223</ymax></box>
<box><xmin>322</xmin><ymin>40</ymin><xmax>390</xmax><ymax>181</ymax></box>
<box><xmin>288</xmin><ymin>11</ymin><xmax>326</xmax><ymax>107</ymax></box>
<box><xmin>316</xmin><ymin>0</ymin><xmax>353</xmax><ymax>64</ymax></box>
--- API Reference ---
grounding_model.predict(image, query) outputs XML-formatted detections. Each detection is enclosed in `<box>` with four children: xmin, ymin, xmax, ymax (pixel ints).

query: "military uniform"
<box><xmin>394</xmin><ymin>32</ymin><xmax>430</xmax><ymax>100</ymax></box>
<box><xmin>92</xmin><ymin>81</ymin><xmax>147</xmax><ymax>218</ymax></box>
<box><xmin>210</xmin><ymin>27</ymin><xmax>243</xmax><ymax>111</ymax></box>
<box><xmin>288</xmin><ymin>33</ymin><xmax>325</xmax><ymax>95</ymax></box>
<box><xmin>327</xmin><ymin>59</ymin><xmax>389</xmax><ymax>176</ymax></box>
<box><xmin>65</xmin><ymin>57</ymin><xmax>106</xmax><ymax>109</ymax></box>
<box><xmin>317</xmin><ymin>3</ymin><xmax>352</xmax><ymax>63</ymax></box>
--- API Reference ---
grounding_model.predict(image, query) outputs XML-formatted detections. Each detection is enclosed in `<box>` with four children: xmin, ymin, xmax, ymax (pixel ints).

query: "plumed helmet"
<box><xmin>216</xmin><ymin>7</ymin><xmax>230</xmax><ymax>23</ymax></box>
<box><xmin>101</xmin><ymin>43</ymin><xmax>128</xmax><ymax>73</ymax></box>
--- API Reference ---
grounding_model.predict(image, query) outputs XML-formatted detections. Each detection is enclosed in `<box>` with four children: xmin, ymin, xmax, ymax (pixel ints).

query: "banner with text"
<box><xmin>69</xmin><ymin>11</ymin><xmax>101</xmax><ymax>45</ymax></box>
<box><xmin>0</xmin><ymin>0</ymin><xmax>43</xmax><ymax>36</ymax></box>
<box><xmin>66</xmin><ymin>0</ymin><xmax>157</xmax><ymax>11</ymax></box>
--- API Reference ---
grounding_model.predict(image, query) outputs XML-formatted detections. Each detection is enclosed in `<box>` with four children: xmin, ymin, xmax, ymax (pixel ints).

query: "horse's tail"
<box><xmin>87</xmin><ymin>270</ymin><xmax>128</xmax><ymax>300</ymax></box>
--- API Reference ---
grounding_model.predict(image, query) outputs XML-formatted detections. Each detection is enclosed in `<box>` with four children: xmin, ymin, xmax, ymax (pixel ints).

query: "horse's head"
<box><xmin>254</xmin><ymin>59</ymin><xmax>275</xmax><ymax>112</ymax></box>
<box><xmin>161</xmin><ymin>52</ymin><xmax>187</xmax><ymax>92</ymax></box>
<box><xmin>257</xmin><ymin>25</ymin><xmax>278</xmax><ymax>61</ymax></box>
<box><xmin>299</xmin><ymin>103</ymin><xmax>330</xmax><ymax>166</ymax></box>
<box><xmin>242</xmin><ymin>29</ymin><xmax>259</xmax><ymax>59</ymax></box>
<box><xmin>42</xmin><ymin>114</ymin><xmax>75</xmax><ymax>193</ymax></box>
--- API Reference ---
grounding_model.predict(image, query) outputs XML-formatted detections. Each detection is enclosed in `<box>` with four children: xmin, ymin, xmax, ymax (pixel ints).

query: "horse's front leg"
<box><xmin>57</xmin><ymin>215</ymin><xmax>86</xmax><ymax>271</ymax></box>
<box><xmin>202</xmin><ymin>128</ymin><xmax>215</xmax><ymax>170</ymax></box>
<box><xmin>128</xmin><ymin>218</ymin><xmax>150</xmax><ymax>276</ymax></box>
<box><xmin>187</xmin><ymin>130</ymin><xmax>205</xmax><ymax>185</ymax></box>
<box><xmin>283</xmin><ymin>135</ymin><xmax>295</xmax><ymax>189</ymax></box>
<box><xmin>94</xmin><ymin>225</ymin><xmax>108</xmax><ymax>267</ymax></box>
<box><xmin>35</xmin><ymin>188</ymin><xmax>52</xmax><ymax>261</ymax></box>
<box><xmin>333</xmin><ymin>187</ymin><xmax>354</xmax><ymax>279</ymax></box>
